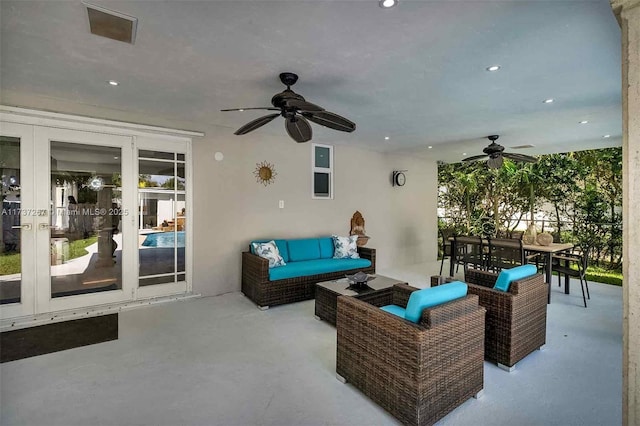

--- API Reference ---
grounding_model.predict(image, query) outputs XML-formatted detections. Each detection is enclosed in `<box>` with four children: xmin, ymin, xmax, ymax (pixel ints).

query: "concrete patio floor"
<box><xmin>0</xmin><ymin>260</ymin><xmax>622</xmax><ymax>426</ymax></box>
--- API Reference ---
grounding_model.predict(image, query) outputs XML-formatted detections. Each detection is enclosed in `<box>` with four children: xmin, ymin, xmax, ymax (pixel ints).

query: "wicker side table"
<box><xmin>315</xmin><ymin>275</ymin><xmax>406</xmax><ymax>326</ymax></box>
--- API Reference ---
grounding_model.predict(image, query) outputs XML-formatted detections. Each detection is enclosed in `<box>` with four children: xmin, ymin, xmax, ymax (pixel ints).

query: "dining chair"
<box><xmin>552</xmin><ymin>247</ymin><xmax>590</xmax><ymax>307</ymax></box>
<box><xmin>439</xmin><ymin>227</ymin><xmax>455</xmax><ymax>275</ymax></box>
<box><xmin>453</xmin><ymin>235</ymin><xmax>485</xmax><ymax>272</ymax></box>
<box><xmin>510</xmin><ymin>230</ymin><xmax>524</xmax><ymax>240</ymax></box>
<box><xmin>487</xmin><ymin>238</ymin><xmax>525</xmax><ymax>272</ymax></box>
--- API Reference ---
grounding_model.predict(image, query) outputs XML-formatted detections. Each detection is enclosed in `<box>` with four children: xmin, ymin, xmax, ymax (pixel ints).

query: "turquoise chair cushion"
<box><xmin>318</xmin><ymin>237</ymin><xmax>335</xmax><ymax>259</ymax></box>
<box><xmin>494</xmin><ymin>264</ymin><xmax>537</xmax><ymax>292</ymax></box>
<box><xmin>404</xmin><ymin>281</ymin><xmax>468</xmax><ymax>323</ymax></box>
<box><xmin>268</xmin><ymin>258</ymin><xmax>372</xmax><ymax>281</ymax></box>
<box><xmin>250</xmin><ymin>239</ymin><xmax>289</xmax><ymax>262</ymax></box>
<box><xmin>380</xmin><ymin>304</ymin><xmax>406</xmax><ymax>319</ymax></box>
<box><xmin>287</xmin><ymin>238</ymin><xmax>321</xmax><ymax>262</ymax></box>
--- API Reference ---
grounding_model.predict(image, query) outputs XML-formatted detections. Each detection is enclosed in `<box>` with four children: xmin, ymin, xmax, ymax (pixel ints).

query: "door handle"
<box><xmin>38</xmin><ymin>223</ymin><xmax>50</xmax><ymax>230</ymax></box>
<box><xmin>11</xmin><ymin>224</ymin><xmax>32</xmax><ymax>230</ymax></box>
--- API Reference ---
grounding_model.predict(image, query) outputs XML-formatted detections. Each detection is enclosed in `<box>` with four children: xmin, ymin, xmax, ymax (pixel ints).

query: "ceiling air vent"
<box><xmin>84</xmin><ymin>2</ymin><xmax>137</xmax><ymax>44</ymax></box>
<box><xmin>511</xmin><ymin>144</ymin><xmax>535</xmax><ymax>149</ymax></box>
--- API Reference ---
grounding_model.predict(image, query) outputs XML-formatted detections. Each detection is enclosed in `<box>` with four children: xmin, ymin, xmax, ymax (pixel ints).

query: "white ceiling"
<box><xmin>0</xmin><ymin>0</ymin><xmax>622</xmax><ymax>163</ymax></box>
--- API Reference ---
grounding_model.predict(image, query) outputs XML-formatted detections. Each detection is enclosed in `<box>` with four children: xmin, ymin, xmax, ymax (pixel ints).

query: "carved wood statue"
<box><xmin>349</xmin><ymin>211</ymin><xmax>370</xmax><ymax>246</ymax></box>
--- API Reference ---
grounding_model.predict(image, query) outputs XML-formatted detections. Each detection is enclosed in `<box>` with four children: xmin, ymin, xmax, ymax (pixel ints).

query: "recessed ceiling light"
<box><xmin>384</xmin><ymin>136</ymin><xmax>390</xmax><ymax>140</ymax></box>
<box><xmin>603</xmin><ymin>134</ymin><xmax>611</xmax><ymax>138</ymax></box>
<box><xmin>579</xmin><ymin>120</ymin><xmax>589</xmax><ymax>124</ymax></box>
<box><xmin>486</xmin><ymin>65</ymin><xmax>501</xmax><ymax>72</ymax></box>
<box><xmin>108</xmin><ymin>80</ymin><xmax>119</xmax><ymax>86</ymax></box>
<box><xmin>463</xmin><ymin>153</ymin><xmax>467</xmax><ymax>156</ymax></box>
<box><xmin>543</xmin><ymin>99</ymin><xmax>554</xmax><ymax>104</ymax></box>
<box><xmin>379</xmin><ymin>0</ymin><xmax>398</xmax><ymax>8</ymax></box>
<box><xmin>113</xmin><ymin>156</ymin><xmax>119</xmax><ymax>159</ymax></box>
<box><xmin>239</xmin><ymin>109</ymin><xmax>244</xmax><ymax>112</ymax></box>
<box><xmin>428</xmin><ymin>146</ymin><xmax>433</xmax><ymax>149</ymax></box>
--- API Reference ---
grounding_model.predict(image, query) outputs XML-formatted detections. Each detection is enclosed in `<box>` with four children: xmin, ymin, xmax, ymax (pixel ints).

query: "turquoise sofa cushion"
<box><xmin>404</xmin><ymin>281</ymin><xmax>468</xmax><ymax>323</ymax></box>
<box><xmin>380</xmin><ymin>304</ymin><xmax>406</xmax><ymax>319</ymax></box>
<box><xmin>287</xmin><ymin>238</ymin><xmax>321</xmax><ymax>262</ymax></box>
<box><xmin>494</xmin><ymin>264</ymin><xmax>537</xmax><ymax>292</ymax></box>
<box><xmin>268</xmin><ymin>258</ymin><xmax>372</xmax><ymax>281</ymax></box>
<box><xmin>318</xmin><ymin>237</ymin><xmax>334</xmax><ymax>259</ymax></box>
<box><xmin>250</xmin><ymin>239</ymin><xmax>289</xmax><ymax>262</ymax></box>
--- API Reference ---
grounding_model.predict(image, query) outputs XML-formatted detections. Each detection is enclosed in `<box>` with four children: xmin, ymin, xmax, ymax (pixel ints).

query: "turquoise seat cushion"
<box><xmin>380</xmin><ymin>304</ymin><xmax>406</xmax><ymax>319</ymax></box>
<box><xmin>318</xmin><ymin>237</ymin><xmax>335</xmax><ymax>259</ymax></box>
<box><xmin>251</xmin><ymin>239</ymin><xmax>289</xmax><ymax>262</ymax></box>
<box><xmin>494</xmin><ymin>264</ymin><xmax>537</xmax><ymax>292</ymax></box>
<box><xmin>268</xmin><ymin>258</ymin><xmax>372</xmax><ymax>281</ymax></box>
<box><xmin>404</xmin><ymin>281</ymin><xmax>468</xmax><ymax>323</ymax></box>
<box><xmin>287</xmin><ymin>238</ymin><xmax>321</xmax><ymax>262</ymax></box>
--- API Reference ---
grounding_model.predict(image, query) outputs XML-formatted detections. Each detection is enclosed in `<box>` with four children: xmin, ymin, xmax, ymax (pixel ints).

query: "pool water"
<box><xmin>142</xmin><ymin>231</ymin><xmax>185</xmax><ymax>248</ymax></box>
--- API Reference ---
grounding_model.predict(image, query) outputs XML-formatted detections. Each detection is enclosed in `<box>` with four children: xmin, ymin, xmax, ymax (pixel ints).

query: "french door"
<box><xmin>1</xmin><ymin>116</ymin><xmax>192</xmax><ymax>321</ymax></box>
<box><xmin>1</xmin><ymin>125</ymin><xmax>135</xmax><ymax>319</ymax></box>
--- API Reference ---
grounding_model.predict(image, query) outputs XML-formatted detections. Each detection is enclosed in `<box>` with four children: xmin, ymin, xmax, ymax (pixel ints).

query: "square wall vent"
<box><xmin>511</xmin><ymin>144</ymin><xmax>535</xmax><ymax>149</ymax></box>
<box><xmin>84</xmin><ymin>2</ymin><xmax>137</xmax><ymax>44</ymax></box>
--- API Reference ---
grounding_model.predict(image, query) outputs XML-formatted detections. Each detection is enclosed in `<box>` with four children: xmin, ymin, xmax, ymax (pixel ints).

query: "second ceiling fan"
<box><xmin>462</xmin><ymin>135</ymin><xmax>537</xmax><ymax>168</ymax></box>
<box><xmin>221</xmin><ymin>72</ymin><xmax>356</xmax><ymax>143</ymax></box>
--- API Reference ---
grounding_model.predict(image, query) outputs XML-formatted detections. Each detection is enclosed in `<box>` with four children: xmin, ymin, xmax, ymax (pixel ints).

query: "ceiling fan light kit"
<box><xmin>462</xmin><ymin>135</ymin><xmax>537</xmax><ymax>168</ymax></box>
<box><xmin>221</xmin><ymin>73</ymin><xmax>356</xmax><ymax>143</ymax></box>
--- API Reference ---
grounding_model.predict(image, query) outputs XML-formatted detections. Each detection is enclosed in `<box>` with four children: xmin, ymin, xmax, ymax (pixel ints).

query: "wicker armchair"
<box><xmin>336</xmin><ymin>284</ymin><xmax>485</xmax><ymax>426</ymax></box>
<box><xmin>464</xmin><ymin>268</ymin><xmax>547</xmax><ymax>371</ymax></box>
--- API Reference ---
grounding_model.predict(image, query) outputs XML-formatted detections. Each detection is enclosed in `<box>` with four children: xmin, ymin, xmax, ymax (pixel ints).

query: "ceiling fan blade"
<box><xmin>462</xmin><ymin>154</ymin><xmax>489</xmax><ymax>162</ymax></box>
<box><xmin>234</xmin><ymin>113</ymin><xmax>280</xmax><ymax>135</ymax></box>
<box><xmin>285</xmin><ymin>99</ymin><xmax>325</xmax><ymax>112</ymax></box>
<box><xmin>285</xmin><ymin>116</ymin><xmax>312</xmax><ymax>143</ymax></box>
<box><xmin>221</xmin><ymin>107</ymin><xmax>280</xmax><ymax>112</ymax></box>
<box><xmin>502</xmin><ymin>152</ymin><xmax>538</xmax><ymax>163</ymax></box>
<box><xmin>302</xmin><ymin>111</ymin><xmax>356</xmax><ymax>133</ymax></box>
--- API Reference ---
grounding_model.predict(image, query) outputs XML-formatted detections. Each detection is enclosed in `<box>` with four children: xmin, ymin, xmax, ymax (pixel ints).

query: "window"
<box><xmin>312</xmin><ymin>143</ymin><xmax>333</xmax><ymax>199</ymax></box>
<box><xmin>138</xmin><ymin>150</ymin><xmax>187</xmax><ymax>287</ymax></box>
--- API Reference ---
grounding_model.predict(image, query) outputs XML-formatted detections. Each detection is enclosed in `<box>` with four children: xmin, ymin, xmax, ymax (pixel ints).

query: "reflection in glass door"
<box><xmin>1</xmin><ymin>114</ymin><xmax>192</xmax><ymax>322</ymax></box>
<box><xmin>1</xmin><ymin>137</ymin><xmax>23</xmax><ymax>305</ymax></box>
<box><xmin>49</xmin><ymin>142</ymin><xmax>123</xmax><ymax>298</ymax></box>
<box><xmin>138</xmin><ymin>150</ymin><xmax>187</xmax><ymax>287</ymax></box>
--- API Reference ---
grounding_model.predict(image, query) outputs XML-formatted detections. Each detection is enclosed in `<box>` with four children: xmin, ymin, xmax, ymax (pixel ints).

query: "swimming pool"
<box><xmin>142</xmin><ymin>231</ymin><xmax>185</xmax><ymax>248</ymax></box>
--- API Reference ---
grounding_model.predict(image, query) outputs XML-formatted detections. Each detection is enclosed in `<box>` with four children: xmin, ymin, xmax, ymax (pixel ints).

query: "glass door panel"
<box><xmin>34</xmin><ymin>127</ymin><xmax>133</xmax><ymax>314</ymax></box>
<box><xmin>138</xmin><ymin>150</ymin><xmax>187</xmax><ymax>289</ymax></box>
<box><xmin>0</xmin><ymin>123</ymin><xmax>36</xmax><ymax>319</ymax></box>
<box><xmin>49</xmin><ymin>141</ymin><xmax>123</xmax><ymax>298</ymax></box>
<box><xmin>1</xmin><ymin>137</ymin><xmax>23</xmax><ymax>305</ymax></box>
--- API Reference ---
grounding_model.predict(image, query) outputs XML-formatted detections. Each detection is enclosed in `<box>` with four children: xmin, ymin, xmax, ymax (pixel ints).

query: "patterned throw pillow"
<box><xmin>252</xmin><ymin>240</ymin><xmax>286</xmax><ymax>268</ymax></box>
<box><xmin>332</xmin><ymin>235</ymin><xmax>360</xmax><ymax>259</ymax></box>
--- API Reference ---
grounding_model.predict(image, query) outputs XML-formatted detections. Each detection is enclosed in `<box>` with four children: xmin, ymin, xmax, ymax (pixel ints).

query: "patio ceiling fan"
<box><xmin>221</xmin><ymin>72</ymin><xmax>356</xmax><ymax>143</ymax></box>
<box><xmin>462</xmin><ymin>135</ymin><xmax>537</xmax><ymax>169</ymax></box>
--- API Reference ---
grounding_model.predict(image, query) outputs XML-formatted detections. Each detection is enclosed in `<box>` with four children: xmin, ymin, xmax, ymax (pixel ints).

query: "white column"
<box><xmin>611</xmin><ymin>1</ymin><xmax>640</xmax><ymax>424</ymax></box>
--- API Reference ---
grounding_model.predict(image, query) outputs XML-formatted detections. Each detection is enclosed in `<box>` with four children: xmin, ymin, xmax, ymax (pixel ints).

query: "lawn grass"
<box><xmin>585</xmin><ymin>265</ymin><xmax>623</xmax><ymax>286</ymax></box>
<box><xmin>0</xmin><ymin>252</ymin><xmax>21</xmax><ymax>275</ymax></box>
<box><xmin>0</xmin><ymin>236</ymin><xmax>98</xmax><ymax>275</ymax></box>
<box><xmin>68</xmin><ymin>236</ymin><xmax>98</xmax><ymax>259</ymax></box>
<box><xmin>553</xmin><ymin>264</ymin><xmax>623</xmax><ymax>286</ymax></box>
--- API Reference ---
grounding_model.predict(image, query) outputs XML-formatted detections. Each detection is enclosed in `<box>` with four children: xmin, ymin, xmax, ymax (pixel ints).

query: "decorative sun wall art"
<box><xmin>254</xmin><ymin>161</ymin><xmax>277</xmax><ymax>186</ymax></box>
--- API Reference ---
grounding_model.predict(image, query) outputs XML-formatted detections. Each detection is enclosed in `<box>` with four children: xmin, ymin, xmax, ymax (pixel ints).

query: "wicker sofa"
<box><xmin>336</xmin><ymin>284</ymin><xmax>485</xmax><ymax>426</ymax></box>
<box><xmin>465</xmin><ymin>267</ymin><xmax>548</xmax><ymax>371</ymax></box>
<box><xmin>241</xmin><ymin>237</ymin><xmax>376</xmax><ymax>309</ymax></box>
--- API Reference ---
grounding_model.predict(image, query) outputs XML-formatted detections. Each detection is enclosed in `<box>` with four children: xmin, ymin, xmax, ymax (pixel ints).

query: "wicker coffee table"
<box><xmin>315</xmin><ymin>275</ymin><xmax>407</xmax><ymax>326</ymax></box>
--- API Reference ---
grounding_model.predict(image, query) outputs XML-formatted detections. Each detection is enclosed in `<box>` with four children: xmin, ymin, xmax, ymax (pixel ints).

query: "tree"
<box><xmin>138</xmin><ymin>174</ymin><xmax>159</xmax><ymax>188</ymax></box>
<box><xmin>438</xmin><ymin>147</ymin><xmax>622</xmax><ymax>270</ymax></box>
<box><xmin>161</xmin><ymin>177</ymin><xmax>185</xmax><ymax>190</ymax></box>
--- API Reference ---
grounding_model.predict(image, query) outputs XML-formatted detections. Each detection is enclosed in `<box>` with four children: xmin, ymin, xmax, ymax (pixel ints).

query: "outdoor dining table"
<box><xmin>448</xmin><ymin>238</ymin><xmax>574</xmax><ymax>303</ymax></box>
<box><xmin>523</xmin><ymin>242</ymin><xmax>574</xmax><ymax>303</ymax></box>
